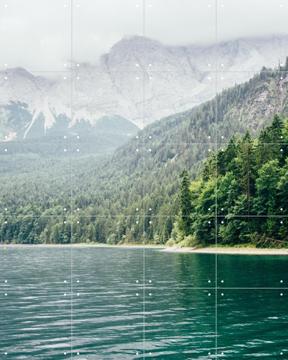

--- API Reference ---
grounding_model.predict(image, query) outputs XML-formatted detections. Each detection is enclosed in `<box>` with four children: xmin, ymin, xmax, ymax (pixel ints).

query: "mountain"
<box><xmin>1</xmin><ymin>66</ymin><xmax>288</xmax><ymax>244</ymax></box>
<box><xmin>1</xmin><ymin>35</ymin><xmax>288</xmax><ymax>142</ymax></box>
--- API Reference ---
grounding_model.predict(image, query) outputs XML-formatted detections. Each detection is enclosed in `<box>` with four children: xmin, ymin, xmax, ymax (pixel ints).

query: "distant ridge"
<box><xmin>1</xmin><ymin>34</ymin><xmax>288</xmax><ymax>141</ymax></box>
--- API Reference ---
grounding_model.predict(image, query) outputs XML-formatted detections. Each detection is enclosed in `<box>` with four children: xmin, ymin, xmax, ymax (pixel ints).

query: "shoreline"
<box><xmin>163</xmin><ymin>246</ymin><xmax>288</xmax><ymax>256</ymax></box>
<box><xmin>0</xmin><ymin>243</ymin><xmax>164</xmax><ymax>249</ymax></box>
<box><xmin>1</xmin><ymin>243</ymin><xmax>288</xmax><ymax>255</ymax></box>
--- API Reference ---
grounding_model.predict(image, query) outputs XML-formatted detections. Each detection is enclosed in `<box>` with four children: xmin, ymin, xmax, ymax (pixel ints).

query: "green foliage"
<box><xmin>1</xmin><ymin>69</ymin><xmax>288</xmax><ymax>245</ymax></box>
<box><xmin>173</xmin><ymin>115</ymin><xmax>288</xmax><ymax>248</ymax></box>
<box><xmin>178</xmin><ymin>170</ymin><xmax>193</xmax><ymax>236</ymax></box>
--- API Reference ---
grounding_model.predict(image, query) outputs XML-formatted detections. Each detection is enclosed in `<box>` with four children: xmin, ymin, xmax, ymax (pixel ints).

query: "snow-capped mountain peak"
<box><xmin>1</xmin><ymin>34</ymin><xmax>288</xmax><ymax>141</ymax></box>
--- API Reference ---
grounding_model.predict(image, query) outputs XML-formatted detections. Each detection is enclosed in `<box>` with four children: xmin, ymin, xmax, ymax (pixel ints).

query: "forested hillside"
<box><xmin>174</xmin><ymin>115</ymin><xmax>288</xmax><ymax>248</ymax></box>
<box><xmin>1</xmin><ymin>67</ymin><xmax>288</xmax><ymax>244</ymax></box>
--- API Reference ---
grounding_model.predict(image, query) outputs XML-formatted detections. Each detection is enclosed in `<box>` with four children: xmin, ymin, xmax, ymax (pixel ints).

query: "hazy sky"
<box><xmin>0</xmin><ymin>0</ymin><xmax>287</xmax><ymax>71</ymax></box>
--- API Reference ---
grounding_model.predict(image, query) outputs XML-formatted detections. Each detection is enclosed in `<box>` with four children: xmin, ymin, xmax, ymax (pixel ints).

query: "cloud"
<box><xmin>0</xmin><ymin>0</ymin><xmax>287</xmax><ymax>71</ymax></box>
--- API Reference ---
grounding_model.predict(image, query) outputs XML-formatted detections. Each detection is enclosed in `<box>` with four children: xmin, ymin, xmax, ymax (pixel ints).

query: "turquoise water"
<box><xmin>0</xmin><ymin>247</ymin><xmax>288</xmax><ymax>359</ymax></box>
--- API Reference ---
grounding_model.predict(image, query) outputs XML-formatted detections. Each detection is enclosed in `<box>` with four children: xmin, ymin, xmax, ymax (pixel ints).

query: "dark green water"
<box><xmin>0</xmin><ymin>247</ymin><xmax>288</xmax><ymax>359</ymax></box>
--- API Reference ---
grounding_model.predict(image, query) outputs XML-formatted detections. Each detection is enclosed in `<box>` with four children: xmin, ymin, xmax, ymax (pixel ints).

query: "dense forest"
<box><xmin>174</xmin><ymin>115</ymin><xmax>288</xmax><ymax>248</ymax></box>
<box><xmin>0</xmin><ymin>68</ymin><xmax>288</xmax><ymax>245</ymax></box>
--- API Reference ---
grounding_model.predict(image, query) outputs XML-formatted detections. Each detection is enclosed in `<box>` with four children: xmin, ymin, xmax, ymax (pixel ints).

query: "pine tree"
<box><xmin>237</xmin><ymin>131</ymin><xmax>256</xmax><ymax>198</ymax></box>
<box><xmin>179</xmin><ymin>170</ymin><xmax>192</xmax><ymax>236</ymax></box>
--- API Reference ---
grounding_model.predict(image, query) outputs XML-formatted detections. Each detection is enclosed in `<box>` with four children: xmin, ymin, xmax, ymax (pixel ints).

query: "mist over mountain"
<box><xmin>1</xmin><ymin>34</ymin><xmax>288</xmax><ymax>143</ymax></box>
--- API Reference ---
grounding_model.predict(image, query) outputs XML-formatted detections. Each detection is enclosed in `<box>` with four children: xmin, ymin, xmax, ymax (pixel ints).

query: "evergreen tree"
<box><xmin>178</xmin><ymin>170</ymin><xmax>193</xmax><ymax>236</ymax></box>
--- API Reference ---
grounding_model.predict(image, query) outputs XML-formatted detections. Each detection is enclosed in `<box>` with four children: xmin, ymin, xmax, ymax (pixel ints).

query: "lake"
<box><xmin>0</xmin><ymin>247</ymin><xmax>288</xmax><ymax>359</ymax></box>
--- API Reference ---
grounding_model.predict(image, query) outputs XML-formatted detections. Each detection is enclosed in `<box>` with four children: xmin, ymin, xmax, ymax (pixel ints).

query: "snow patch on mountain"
<box><xmin>1</xmin><ymin>34</ymin><xmax>288</xmax><ymax>139</ymax></box>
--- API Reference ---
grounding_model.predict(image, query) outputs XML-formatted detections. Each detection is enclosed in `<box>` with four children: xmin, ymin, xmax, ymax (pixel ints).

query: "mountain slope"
<box><xmin>1</xmin><ymin>67</ymin><xmax>288</xmax><ymax>244</ymax></box>
<box><xmin>1</xmin><ymin>35</ymin><xmax>288</xmax><ymax>141</ymax></box>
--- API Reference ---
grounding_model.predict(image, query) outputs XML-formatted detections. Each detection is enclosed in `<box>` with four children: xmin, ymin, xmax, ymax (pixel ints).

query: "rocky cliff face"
<box><xmin>1</xmin><ymin>34</ymin><xmax>288</xmax><ymax>140</ymax></box>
